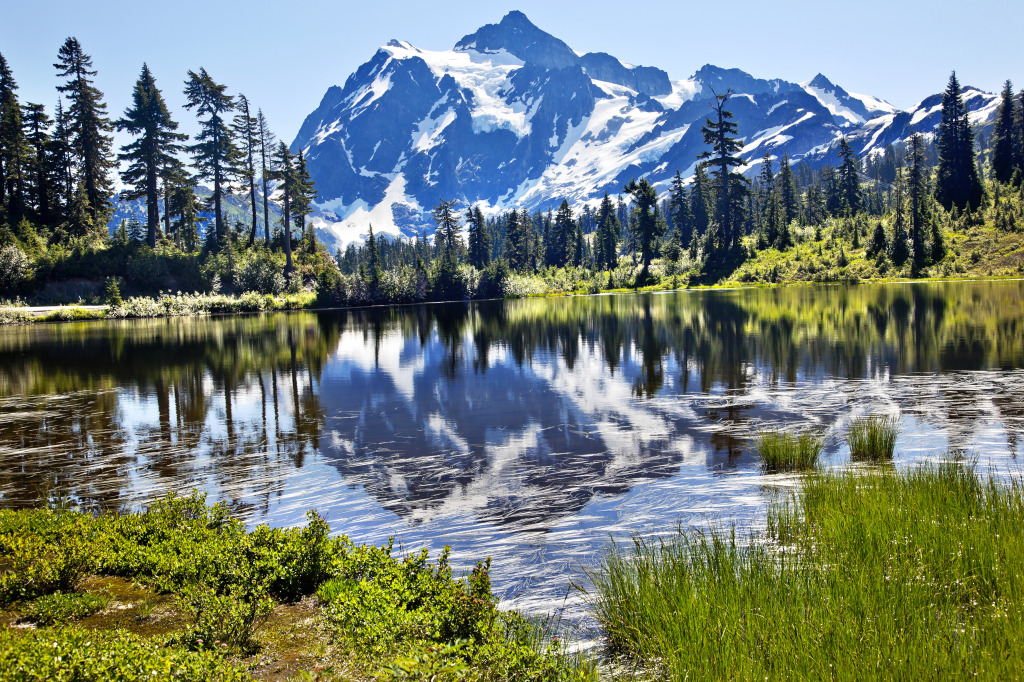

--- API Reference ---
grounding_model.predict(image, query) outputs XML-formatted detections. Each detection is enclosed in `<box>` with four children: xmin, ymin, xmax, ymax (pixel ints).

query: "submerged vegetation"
<box><xmin>591</xmin><ymin>461</ymin><xmax>1024</xmax><ymax>679</ymax></box>
<box><xmin>0</xmin><ymin>494</ymin><xmax>594</xmax><ymax>681</ymax></box>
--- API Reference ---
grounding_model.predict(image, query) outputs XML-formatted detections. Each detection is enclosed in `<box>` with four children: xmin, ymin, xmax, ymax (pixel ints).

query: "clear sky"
<box><xmin>2</xmin><ymin>0</ymin><xmax>1022</xmax><ymax>149</ymax></box>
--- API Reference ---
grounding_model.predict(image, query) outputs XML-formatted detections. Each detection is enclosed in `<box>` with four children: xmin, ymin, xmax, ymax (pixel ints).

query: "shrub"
<box><xmin>177</xmin><ymin>583</ymin><xmax>273</xmax><ymax>654</ymax></box>
<box><xmin>0</xmin><ymin>628</ymin><xmax>251</xmax><ymax>681</ymax></box>
<box><xmin>21</xmin><ymin>591</ymin><xmax>108</xmax><ymax>626</ymax></box>
<box><xmin>237</xmin><ymin>250</ymin><xmax>286</xmax><ymax>294</ymax></box>
<box><xmin>753</xmin><ymin>427</ymin><xmax>825</xmax><ymax>472</ymax></box>
<box><xmin>0</xmin><ymin>243</ymin><xmax>30</xmax><ymax>292</ymax></box>
<box><xmin>847</xmin><ymin>414</ymin><xmax>901</xmax><ymax>461</ymax></box>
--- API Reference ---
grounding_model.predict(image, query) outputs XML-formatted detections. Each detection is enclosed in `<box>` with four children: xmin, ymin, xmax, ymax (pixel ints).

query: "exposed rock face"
<box><xmin>291</xmin><ymin>11</ymin><xmax>998</xmax><ymax>246</ymax></box>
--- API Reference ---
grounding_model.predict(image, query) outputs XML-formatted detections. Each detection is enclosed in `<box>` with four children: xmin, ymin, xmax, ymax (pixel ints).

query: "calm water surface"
<box><xmin>2</xmin><ymin>280</ymin><xmax>1023</xmax><ymax>625</ymax></box>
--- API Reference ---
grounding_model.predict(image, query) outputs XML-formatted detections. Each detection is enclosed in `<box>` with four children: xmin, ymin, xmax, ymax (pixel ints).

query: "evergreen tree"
<box><xmin>22</xmin><ymin>102</ymin><xmax>52</xmax><ymax>225</ymax></box>
<box><xmin>668</xmin><ymin>170</ymin><xmax>692</xmax><ymax>247</ymax></box>
<box><xmin>907</xmin><ymin>134</ymin><xmax>930</xmax><ymax>270</ymax></box>
<box><xmin>505</xmin><ymin>208</ymin><xmax>529</xmax><ymax>272</ymax></box>
<box><xmin>866</xmin><ymin>221</ymin><xmax>888</xmax><ymax>259</ymax></box>
<box><xmin>49</xmin><ymin>99</ymin><xmax>74</xmax><ymax>218</ymax></box>
<box><xmin>292</xmin><ymin>149</ymin><xmax>317</xmax><ymax>245</ymax></box>
<box><xmin>698</xmin><ymin>90</ymin><xmax>747</xmax><ymax>255</ymax></box>
<box><xmin>757</xmin><ymin>153</ymin><xmax>778</xmax><ymax>246</ymax></box>
<box><xmin>837</xmin><ymin>137</ymin><xmax>863</xmax><ymax>214</ymax></box>
<box><xmin>594</xmin><ymin>193</ymin><xmax>620</xmax><ymax>269</ymax></box>
<box><xmin>116</xmin><ymin>64</ymin><xmax>186</xmax><ymax>248</ymax></box>
<box><xmin>431</xmin><ymin>198</ymin><xmax>461</xmax><ymax>265</ymax></box>
<box><xmin>689</xmin><ymin>165</ymin><xmax>711</xmax><ymax>250</ymax></box>
<box><xmin>233</xmin><ymin>94</ymin><xmax>260</xmax><ymax>245</ymax></box>
<box><xmin>623</xmin><ymin>176</ymin><xmax>663</xmax><ymax>277</ymax></box>
<box><xmin>270</xmin><ymin>141</ymin><xmax>295</xmax><ymax>272</ymax></box>
<box><xmin>934</xmin><ymin>72</ymin><xmax>983</xmax><ymax>210</ymax></box>
<box><xmin>466</xmin><ymin>205</ymin><xmax>490</xmax><ymax>268</ymax></box>
<box><xmin>992</xmin><ymin>80</ymin><xmax>1017</xmax><ymax>184</ymax></box>
<box><xmin>0</xmin><ymin>51</ymin><xmax>27</xmax><ymax>222</ymax></box>
<box><xmin>256</xmin><ymin>109</ymin><xmax>276</xmax><ymax>246</ymax></box>
<box><xmin>183</xmin><ymin>68</ymin><xmax>236</xmax><ymax>241</ymax></box>
<box><xmin>778</xmin><ymin>152</ymin><xmax>798</xmax><ymax>227</ymax></box>
<box><xmin>54</xmin><ymin>37</ymin><xmax>115</xmax><ymax>230</ymax></box>
<box><xmin>364</xmin><ymin>224</ymin><xmax>380</xmax><ymax>292</ymax></box>
<box><xmin>551</xmin><ymin>199</ymin><xmax>574</xmax><ymax>267</ymax></box>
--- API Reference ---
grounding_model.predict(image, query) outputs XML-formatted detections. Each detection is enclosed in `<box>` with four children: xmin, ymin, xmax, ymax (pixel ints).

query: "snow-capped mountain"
<box><xmin>293</xmin><ymin>11</ymin><xmax>999</xmax><ymax>246</ymax></box>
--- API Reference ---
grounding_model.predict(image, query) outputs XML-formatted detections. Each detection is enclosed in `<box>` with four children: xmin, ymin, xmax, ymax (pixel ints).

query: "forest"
<box><xmin>1</xmin><ymin>39</ymin><xmax>1023</xmax><ymax>314</ymax></box>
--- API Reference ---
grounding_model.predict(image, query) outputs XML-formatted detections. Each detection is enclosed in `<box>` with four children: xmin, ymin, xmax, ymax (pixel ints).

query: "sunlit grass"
<box><xmin>848</xmin><ymin>414</ymin><xmax>901</xmax><ymax>461</ymax></box>
<box><xmin>589</xmin><ymin>461</ymin><xmax>1024</xmax><ymax>679</ymax></box>
<box><xmin>753</xmin><ymin>427</ymin><xmax>825</xmax><ymax>472</ymax></box>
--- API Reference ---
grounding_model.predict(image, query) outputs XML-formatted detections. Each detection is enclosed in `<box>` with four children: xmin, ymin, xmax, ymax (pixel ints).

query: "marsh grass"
<box><xmin>753</xmin><ymin>427</ymin><xmax>825</xmax><ymax>472</ymax></box>
<box><xmin>590</xmin><ymin>462</ymin><xmax>1024</xmax><ymax>679</ymax></box>
<box><xmin>848</xmin><ymin>414</ymin><xmax>901</xmax><ymax>461</ymax></box>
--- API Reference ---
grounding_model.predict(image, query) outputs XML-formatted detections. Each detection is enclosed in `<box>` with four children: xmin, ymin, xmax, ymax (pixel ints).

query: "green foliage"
<box><xmin>847</xmin><ymin>414</ymin><xmax>901</xmax><ymax>461</ymax></box>
<box><xmin>176</xmin><ymin>583</ymin><xmax>273</xmax><ymax>654</ymax></box>
<box><xmin>591</xmin><ymin>462</ymin><xmax>1024</xmax><ymax>679</ymax></box>
<box><xmin>21</xmin><ymin>590</ymin><xmax>108</xmax><ymax>626</ymax></box>
<box><xmin>753</xmin><ymin>427</ymin><xmax>824</xmax><ymax>472</ymax></box>
<box><xmin>0</xmin><ymin>627</ymin><xmax>251</xmax><ymax>681</ymax></box>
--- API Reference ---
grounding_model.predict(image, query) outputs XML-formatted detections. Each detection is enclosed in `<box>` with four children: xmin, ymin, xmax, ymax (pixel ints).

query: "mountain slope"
<box><xmin>293</xmin><ymin>12</ymin><xmax>999</xmax><ymax>247</ymax></box>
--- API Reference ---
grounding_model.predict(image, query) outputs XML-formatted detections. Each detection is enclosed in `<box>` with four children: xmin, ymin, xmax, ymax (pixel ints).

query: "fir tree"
<box><xmin>992</xmin><ymin>80</ymin><xmax>1017</xmax><ymax>184</ymax></box>
<box><xmin>907</xmin><ymin>134</ymin><xmax>930</xmax><ymax>270</ymax></box>
<box><xmin>292</xmin><ymin>149</ymin><xmax>317</xmax><ymax>245</ymax></box>
<box><xmin>233</xmin><ymin>94</ymin><xmax>260</xmax><ymax>245</ymax></box>
<box><xmin>256</xmin><ymin>109</ymin><xmax>276</xmax><ymax>246</ymax></box>
<box><xmin>934</xmin><ymin>72</ymin><xmax>983</xmax><ymax>210</ymax></box>
<box><xmin>54</xmin><ymin>37</ymin><xmax>115</xmax><ymax>230</ymax></box>
<box><xmin>551</xmin><ymin>199</ymin><xmax>574</xmax><ymax>267</ymax></box>
<box><xmin>689</xmin><ymin>165</ymin><xmax>711</xmax><ymax>251</ymax></box>
<box><xmin>49</xmin><ymin>99</ymin><xmax>74</xmax><ymax>217</ymax></box>
<box><xmin>757</xmin><ymin>152</ymin><xmax>778</xmax><ymax>246</ymax></box>
<box><xmin>22</xmin><ymin>102</ymin><xmax>52</xmax><ymax>224</ymax></box>
<box><xmin>0</xmin><ymin>51</ymin><xmax>27</xmax><ymax>221</ymax></box>
<box><xmin>466</xmin><ymin>205</ymin><xmax>490</xmax><ymax>268</ymax></box>
<box><xmin>116</xmin><ymin>64</ymin><xmax>187</xmax><ymax>248</ymax></box>
<box><xmin>431</xmin><ymin>198</ymin><xmax>461</xmax><ymax>265</ymax></box>
<box><xmin>623</xmin><ymin>177</ymin><xmax>663</xmax><ymax>278</ymax></box>
<box><xmin>270</xmin><ymin>141</ymin><xmax>295</xmax><ymax>272</ymax></box>
<box><xmin>698</xmin><ymin>90</ymin><xmax>747</xmax><ymax>255</ymax></box>
<box><xmin>867</xmin><ymin>221</ymin><xmax>888</xmax><ymax>259</ymax></box>
<box><xmin>837</xmin><ymin>137</ymin><xmax>863</xmax><ymax>214</ymax></box>
<box><xmin>594</xmin><ymin>193</ymin><xmax>620</xmax><ymax>270</ymax></box>
<box><xmin>778</xmin><ymin>152</ymin><xmax>798</xmax><ymax>227</ymax></box>
<box><xmin>183</xmin><ymin>68</ymin><xmax>236</xmax><ymax>241</ymax></box>
<box><xmin>668</xmin><ymin>170</ymin><xmax>692</xmax><ymax>247</ymax></box>
<box><xmin>505</xmin><ymin>208</ymin><xmax>530</xmax><ymax>272</ymax></box>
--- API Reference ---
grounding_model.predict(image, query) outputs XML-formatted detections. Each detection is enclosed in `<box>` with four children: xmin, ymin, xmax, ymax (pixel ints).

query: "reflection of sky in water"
<box><xmin>1</xmin><ymin>282</ymin><xmax>1024</xmax><ymax>632</ymax></box>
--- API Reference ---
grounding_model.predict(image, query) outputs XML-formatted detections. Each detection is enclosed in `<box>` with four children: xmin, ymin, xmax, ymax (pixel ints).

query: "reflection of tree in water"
<box><xmin>0</xmin><ymin>315</ymin><xmax>338</xmax><ymax>513</ymax></box>
<box><xmin>0</xmin><ymin>281</ymin><xmax>1023</xmax><ymax>529</ymax></box>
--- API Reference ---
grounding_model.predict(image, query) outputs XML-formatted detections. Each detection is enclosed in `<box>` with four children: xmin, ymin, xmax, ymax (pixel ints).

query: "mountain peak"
<box><xmin>808</xmin><ymin>73</ymin><xmax>835</xmax><ymax>90</ymax></box>
<box><xmin>454</xmin><ymin>11</ymin><xmax>579</xmax><ymax>70</ymax></box>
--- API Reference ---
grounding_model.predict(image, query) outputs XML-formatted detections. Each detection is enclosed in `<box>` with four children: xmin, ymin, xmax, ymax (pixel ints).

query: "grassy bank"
<box><xmin>591</xmin><ymin>461</ymin><xmax>1024</xmax><ymax>679</ymax></box>
<box><xmin>0</xmin><ymin>494</ymin><xmax>593</xmax><ymax>681</ymax></box>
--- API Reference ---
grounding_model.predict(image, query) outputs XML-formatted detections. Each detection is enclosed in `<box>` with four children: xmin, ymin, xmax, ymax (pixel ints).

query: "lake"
<box><xmin>1</xmin><ymin>280</ymin><xmax>1023</xmax><ymax>625</ymax></box>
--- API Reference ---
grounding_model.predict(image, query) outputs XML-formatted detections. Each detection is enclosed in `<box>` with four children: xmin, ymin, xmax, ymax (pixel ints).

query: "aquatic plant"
<box><xmin>847</xmin><ymin>414</ymin><xmax>901</xmax><ymax>461</ymax></box>
<box><xmin>753</xmin><ymin>427</ymin><xmax>825</xmax><ymax>472</ymax></box>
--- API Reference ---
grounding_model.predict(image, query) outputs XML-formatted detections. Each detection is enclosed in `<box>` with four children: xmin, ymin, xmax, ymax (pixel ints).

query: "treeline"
<box><xmin>336</xmin><ymin>71</ymin><xmax>1011</xmax><ymax>303</ymax></box>
<box><xmin>0</xmin><ymin>38</ymin><xmax>329</xmax><ymax>301</ymax></box>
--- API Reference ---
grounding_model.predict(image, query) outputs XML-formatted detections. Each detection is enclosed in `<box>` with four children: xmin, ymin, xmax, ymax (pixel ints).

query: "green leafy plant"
<box><xmin>21</xmin><ymin>590</ymin><xmax>108</xmax><ymax>626</ymax></box>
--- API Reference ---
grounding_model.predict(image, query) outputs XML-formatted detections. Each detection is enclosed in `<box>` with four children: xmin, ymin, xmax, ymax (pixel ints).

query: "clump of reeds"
<box><xmin>847</xmin><ymin>414</ymin><xmax>900</xmax><ymax>462</ymax></box>
<box><xmin>753</xmin><ymin>427</ymin><xmax>825</xmax><ymax>472</ymax></box>
<box><xmin>589</xmin><ymin>462</ymin><xmax>1024</xmax><ymax>678</ymax></box>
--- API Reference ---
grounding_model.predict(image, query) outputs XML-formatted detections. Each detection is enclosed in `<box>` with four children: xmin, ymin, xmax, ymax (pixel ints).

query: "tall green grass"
<box><xmin>753</xmin><ymin>427</ymin><xmax>825</xmax><ymax>472</ymax></box>
<box><xmin>589</xmin><ymin>462</ymin><xmax>1024</xmax><ymax>679</ymax></box>
<box><xmin>847</xmin><ymin>414</ymin><xmax>901</xmax><ymax>461</ymax></box>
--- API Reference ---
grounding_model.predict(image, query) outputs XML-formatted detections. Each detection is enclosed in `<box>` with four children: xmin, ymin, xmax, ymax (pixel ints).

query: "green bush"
<box><xmin>177</xmin><ymin>583</ymin><xmax>273</xmax><ymax>654</ymax></box>
<box><xmin>21</xmin><ymin>591</ymin><xmax>107</xmax><ymax>626</ymax></box>
<box><xmin>0</xmin><ymin>627</ymin><xmax>251</xmax><ymax>681</ymax></box>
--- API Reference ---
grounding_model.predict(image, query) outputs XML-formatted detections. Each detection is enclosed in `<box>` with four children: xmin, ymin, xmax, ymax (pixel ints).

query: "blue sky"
<box><xmin>3</xmin><ymin>0</ymin><xmax>1022</xmax><ymax>147</ymax></box>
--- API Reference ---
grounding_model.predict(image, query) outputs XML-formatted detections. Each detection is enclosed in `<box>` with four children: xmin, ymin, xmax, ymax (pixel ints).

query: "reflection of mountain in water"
<box><xmin>0</xmin><ymin>281</ymin><xmax>1022</xmax><ymax>531</ymax></box>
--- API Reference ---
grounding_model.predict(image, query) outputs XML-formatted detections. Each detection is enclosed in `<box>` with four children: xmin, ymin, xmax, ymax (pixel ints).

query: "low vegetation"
<box><xmin>847</xmin><ymin>414</ymin><xmax>901</xmax><ymax>462</ymax></box>
<box><xmin>0</xmin><ymin>494</ymin><xmax>594</xmax><ymax>681</ymax></box>
<box><xmin>590</xmin><ymin>461</ymin><xmax>1024</xmax><ymax>679</ymax></box>
<box><xmin>753</xmin><ymin>427</ymin><xmax>825</xmax><ymax>472</ymax></box>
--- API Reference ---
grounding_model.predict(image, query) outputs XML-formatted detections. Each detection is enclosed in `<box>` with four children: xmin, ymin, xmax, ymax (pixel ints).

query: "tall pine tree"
<box><xmin>991</xmin><ymin>80</ymin><xmax>1017</xmax><ymax>184</ymax></box>
<box><xmin>54</xmin><ymin>37</ymin><xmax>115</xmax><ymax>231</ymax></box>
<box><xmin>466</xmin><ymin>204</ymin><xmax>490</xmax><ymax>268</ymax></box>
<box><xmin>183</xmin><ymin>68</ymin><xmax>236</xmax><ymax>241</ymax></box>
<box><xmin>698</xmin><ymin>90</ymin><xmax>747</xmax><ymax>256</ymax></box>
<box><xmin>116</xmin><ymin>64</ymin><xmax>186</xmax><ymax>248</ymax></box>
<box><xmin>934</xmin><ymin>72</ymin><xmax>983</xmax><ymax>211</ymax></box>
